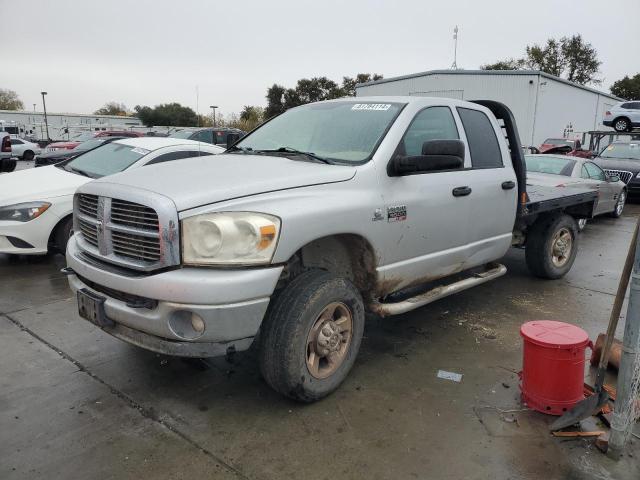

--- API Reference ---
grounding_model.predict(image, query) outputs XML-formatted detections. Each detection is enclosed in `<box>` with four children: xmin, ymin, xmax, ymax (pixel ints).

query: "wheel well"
<box><xmin>613</xmin><ymin>116</ymin><xmax>631</xmax><ymax>124</ymax></box>
<box><xmin>280</xmin><ymin>234</ymin><xmax>378</xmax><ymax>298</ymax></box>
<box><xmin>48</xmin><ymin>214</ymin><xmax>72</xmax><ymax>248</ymax></box>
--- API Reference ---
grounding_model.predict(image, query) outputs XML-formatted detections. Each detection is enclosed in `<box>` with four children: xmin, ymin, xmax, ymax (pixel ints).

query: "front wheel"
<box><xmin>609</xmin><ymin>190</ymin><xmax>626</xmax><ymax>218</ymax></box>
<box><xmin>22</xmin><ymin>150</ymin><xmax>35</xmax><ymax>161</ymax></box>
<box><xmin>54</xmin><ymin>216</ymin><xmax>74</xmax><ymax>253</ymax></box>
<box><xmin>258</xmin><ymin>270</ymin><xmax>365</xmax><ymax>402</ymax></box>
<box><xmin>525</xmin><ymin>214</ymin><xmax>579</xmax><ymax>279</ymax></box>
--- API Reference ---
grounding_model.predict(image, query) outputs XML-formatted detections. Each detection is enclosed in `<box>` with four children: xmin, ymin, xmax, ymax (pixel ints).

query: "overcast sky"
<box><xmin>3</xmin><ymin>0</ymin><xmax>639</xmax><ymax>117</ymax></box>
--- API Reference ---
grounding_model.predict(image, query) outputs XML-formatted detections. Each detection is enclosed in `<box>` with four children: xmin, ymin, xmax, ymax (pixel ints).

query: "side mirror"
<box><xmin>392</xmin><ymin>140</ymin><xmax>465</xmax><ymax>175</ymax></box>
<box><xmin>608</xmin><ymin>174</ymin><xmax>620</xmax><ymax>183</ymax></box>
<box><xmin>225</xmin><ymin>133</ymin><xmax>241</xmax><ymax>147</ymax></box>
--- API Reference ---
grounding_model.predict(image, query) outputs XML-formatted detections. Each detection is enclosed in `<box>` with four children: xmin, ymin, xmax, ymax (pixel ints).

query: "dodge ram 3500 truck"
<box><xmin>65</xmin><ymin>97</ymin><xmax>597</xmax><ymax>402</ymax></box>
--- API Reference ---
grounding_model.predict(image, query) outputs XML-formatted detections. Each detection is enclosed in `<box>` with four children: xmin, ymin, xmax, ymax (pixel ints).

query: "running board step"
<box><xmin>372</xmin><ymin>263</ymin><xmax>507</xmax><ymax>316</ymax></box>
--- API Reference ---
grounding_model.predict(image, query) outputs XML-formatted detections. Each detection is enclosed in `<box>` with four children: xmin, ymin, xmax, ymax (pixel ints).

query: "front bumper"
<box><xmin>0</xmin><ymin>211</ymin><xmax>61</xmax><ymax>255</ymax></box>
<box><xmin>603</xmin><ymin>120</ymin><xmax>613</xmax><ymax>127</ymax></box>
<box><xmin>66</xmin><ymin>235</ymin><xmax>284</xmax><ymax>357</ymax></box>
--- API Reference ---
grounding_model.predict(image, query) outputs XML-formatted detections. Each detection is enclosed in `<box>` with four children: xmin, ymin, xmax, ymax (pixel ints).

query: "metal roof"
<box><xmin>356</xmin><ymin>69</ymin><xmax>621</xmax><ymax>101</ymax></box>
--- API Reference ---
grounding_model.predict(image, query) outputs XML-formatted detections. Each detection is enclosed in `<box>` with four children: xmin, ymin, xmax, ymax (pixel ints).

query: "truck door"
<box><xmin>376</xmin><ymin>106</ymin><xmax>475</xmax><ymax>290</ymax></box>
<box><xmin>454</xmin><ymin>107</ymin><xmax>517</xmax><ymax>264</ymax></box>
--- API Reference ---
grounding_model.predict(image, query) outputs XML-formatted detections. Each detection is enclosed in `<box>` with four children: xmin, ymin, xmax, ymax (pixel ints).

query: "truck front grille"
<box><xmin>604</xmin><ymin>169</ymin><xmax>633</xmax><ymax>184</ymax></box>
<box><xmin>74</xmin><ymin>191</ymin><xmax>178</xmax><ymax>272</ymax></box>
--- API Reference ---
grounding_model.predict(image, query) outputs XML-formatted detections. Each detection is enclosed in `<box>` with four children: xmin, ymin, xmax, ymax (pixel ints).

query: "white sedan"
<box><xmin>0</xmin><ymin>137</ymin><xmax>224</xmax><ymax>255</ymax></box>
<box><xmin>10</xmin><ymin>138</ymin><xmax>42</xmax><ymax>160</ymax></box>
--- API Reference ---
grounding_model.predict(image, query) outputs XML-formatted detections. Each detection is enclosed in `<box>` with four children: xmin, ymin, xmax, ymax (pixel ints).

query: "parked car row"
<box><xmin>0</xmin><ymin>138</ymin><xmax>223</xmax><ymax>255</ymax></box>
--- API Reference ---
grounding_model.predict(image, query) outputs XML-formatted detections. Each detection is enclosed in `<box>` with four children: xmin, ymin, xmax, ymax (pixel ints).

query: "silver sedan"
<box><xmin>525</xmin><ymin>154</ymin><xmax>627</xmax><ymax>229</ymax></box>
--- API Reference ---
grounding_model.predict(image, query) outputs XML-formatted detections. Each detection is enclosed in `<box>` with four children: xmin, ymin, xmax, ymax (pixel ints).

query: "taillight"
<box><xmin>1</xmin><ymin>136</ymin><xmax>10</xmax><ymax>153</ymax></box>
<box><xmin>605</xmin><ymin>111</ymin><xmax>611</xmax><ymax>116</ymax></box>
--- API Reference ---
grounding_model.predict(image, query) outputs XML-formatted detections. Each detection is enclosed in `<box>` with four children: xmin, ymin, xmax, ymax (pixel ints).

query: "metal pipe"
<box><xmin>609</xmin><ymin>225</ymin><xmax>640</xmax><ymax>457</ymax></box>
<box><xmin>41</xmin><ymin>91</ymin><xmax>50</xmax><ymax>141</ymax></box>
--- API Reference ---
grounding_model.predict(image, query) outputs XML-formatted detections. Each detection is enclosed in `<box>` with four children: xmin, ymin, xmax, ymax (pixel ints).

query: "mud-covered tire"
<box><xmin>258</xmin><ymin>269</ymin><xmax>365</xmax><ymax>402</ymax></box>
<box><xmin>525</xmin><ymin>214</ymin><xmax>579</xmax><ymax>279</ymax></box>
<box><xmin>54</xmin><ymin>216</ymin><xmax>74</xmax><ymax>253</ymax></box>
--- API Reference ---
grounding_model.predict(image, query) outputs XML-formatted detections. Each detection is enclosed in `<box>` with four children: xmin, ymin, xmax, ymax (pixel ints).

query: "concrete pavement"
<box><xmin>1</xmin><ymin>206</ymin><xmax>639</xmax><ymax>480</ymax></box>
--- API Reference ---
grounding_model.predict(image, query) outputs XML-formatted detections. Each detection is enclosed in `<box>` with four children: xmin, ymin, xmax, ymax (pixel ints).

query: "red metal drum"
<box><xmin>520</xmin><ymin>320</ymin><xmax>591</xmax><ymax>415</ymax></box>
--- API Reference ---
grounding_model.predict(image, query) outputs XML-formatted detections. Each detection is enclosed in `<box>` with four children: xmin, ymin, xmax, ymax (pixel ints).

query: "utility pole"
<box><xmin>451</xmin><ymin>26</ymin><xmax>459</xmax><ymax>70</ymax></box>
<box><xmin>210</xmin><ymin>105</ymin><xmax>218</xmax><ymax>127</ymax></box>
<box><xmin>609</xmin><ymin>224</ymin><xmax>640</xmax><ymax>457</ymax></box>
<box><xmin>41</xmin><ymin>92</ymin><xmax>50</xmax><ymax>141</ymax></box>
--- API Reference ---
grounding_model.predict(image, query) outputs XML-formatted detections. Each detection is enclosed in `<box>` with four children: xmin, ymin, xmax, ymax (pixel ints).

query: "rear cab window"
<box><xmin>457</xmin><ymin>107</ymin><xmax>503</xmax><ymax>169</ymax></box>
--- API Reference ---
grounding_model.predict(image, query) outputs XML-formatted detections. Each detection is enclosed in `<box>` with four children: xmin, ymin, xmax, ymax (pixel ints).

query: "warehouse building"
<box><xmin>355</xmin><ymin>70</ymin><xmax>621</xmax><ymax>147</ymax></box>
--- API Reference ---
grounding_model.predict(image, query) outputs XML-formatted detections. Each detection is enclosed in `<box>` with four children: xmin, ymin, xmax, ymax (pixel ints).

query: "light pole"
<box><xmin>210</xmin><ymin>105</ymin><xmax>218</xmax><ymax>127</ymax></box>
<box><xmin>41</xmin><ymin>92</ymin><xmax>50</xmax><ymax>141</ymax></box>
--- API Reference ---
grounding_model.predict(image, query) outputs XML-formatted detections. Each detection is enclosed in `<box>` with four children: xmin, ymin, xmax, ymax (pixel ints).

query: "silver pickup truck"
<box><xmin>65</xmin><ymin>97</ymin><xmax>597</xmax><ymax>402</ymax></box>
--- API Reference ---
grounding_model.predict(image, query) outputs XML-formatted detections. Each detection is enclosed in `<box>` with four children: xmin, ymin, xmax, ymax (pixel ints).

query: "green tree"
<box><xmin>340</xmin><ymin>73</ymin><xmax>383</xmax><ymax>96</ymax></box>
<box><xmin>94</xmin><ymin>102</ymin><xmax>129</xmax><ymax>116</ymax></box>
<box><xmin>264</xmin><ymin>73</ymin><xmax>384</xmax><ymax>120</ymax></box>
<box><xmin>0</xmin><ymin>89</ymin><xmax>24</xmax><ymax>110</ymax></box>
<box><xmin>481</xmin><ymin>35</ymin><xmax>601</xmax><ymax>85</ymax></box>
<box><xmin>480</xmin><ymin>58</ymin><xmax>525</xmax><ymax>71</ymax></box>
<box><xmin>134</xmin><ymin>103</ymin><xmax>199</xmax><ymax>127</ymax></box>
<box><xmin>610</xmin><ymin>73</ymin><xmax>640</xmax><ymax>100</ymax></box>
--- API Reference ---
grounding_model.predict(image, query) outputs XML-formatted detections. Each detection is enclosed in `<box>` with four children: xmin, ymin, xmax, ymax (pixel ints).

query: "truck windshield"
<box><xmin>233</xmin><ymin>101</ymin><xmax>405</xmax><ymax>163</ymax></box>
<box><xmin>599</xmin><ymin>143</ymin><xmax>640</xmax><ymax>160</ymax></box>
<box><xmin>62</xmin><ymin>142</ymin><xmax>147</xmax><ymax>178</ymax></box>
<box><xmin>525</xmin><ymin>155</ymin><xmax>576</xmax><ymax>176</ymax></box>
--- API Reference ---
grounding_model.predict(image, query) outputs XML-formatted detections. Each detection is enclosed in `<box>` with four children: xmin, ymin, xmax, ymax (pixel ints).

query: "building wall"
<box><xmin>356</xmin><ymin>72</ymin><xmax>619</xmax><ymax>147</ymax></box>
<box><xmin>533</xmin><ymin>79</ymin><xmax>617</xmax><ymax>145</ymax></box>
<box><xmin>0</xmin><ymin>110</ymin><xmax>142</xmax><ymax>140</ymax></box>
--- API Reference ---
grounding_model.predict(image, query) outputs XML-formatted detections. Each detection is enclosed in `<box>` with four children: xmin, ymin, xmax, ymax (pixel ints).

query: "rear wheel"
<box><xmin>258</xmin><ymin>269</ymin><xmax>365</xmax><ymax>402</ymax></box>
<box><xmin>22</xmin><ymin>150</ymin><xmax>34</xmax><ymax>161</ymax></box>
<box><xmin>614</xmin><ymin>117</ymin><xmax>631</xmax><ymax>133</ymax></box>
<box><xmin>609</xmin><ymin>190</ymin><xmax>626</xmax><ymax>218</ymax></box>
<box><xmin>526</xmin><ymin>214</ymin><xmax>579</xmax><ymax>279</ymax></box>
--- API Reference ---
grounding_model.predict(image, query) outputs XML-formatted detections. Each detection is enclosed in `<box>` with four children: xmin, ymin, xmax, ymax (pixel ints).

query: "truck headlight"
<box><xmin>0</xmin><ymin>202</ymin><xmax>51</xmax><ymax>222</ymax></box>
<box><xmin>182</xmin><ymin>212</ymin><xmax>280</xmax><ymax>265</ymax></box>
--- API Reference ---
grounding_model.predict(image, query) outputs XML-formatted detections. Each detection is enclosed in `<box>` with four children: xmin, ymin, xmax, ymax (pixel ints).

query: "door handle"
<box><xmin>501</xmin><ymin>181</ymin><xmax>516</xmax><ymax>190</ymax></box>
<box><xmin>452</xmin><ymin>186</ymin><xmax>472</xmax><ymax>197</ymax></box>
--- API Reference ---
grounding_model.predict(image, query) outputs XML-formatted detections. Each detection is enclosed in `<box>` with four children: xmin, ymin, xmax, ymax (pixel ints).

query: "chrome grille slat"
<box><xmin>604</xmin><ymin>169</ymin><xmax>633</xmax><ymax>184</ymax></box>
<box><xmin>74</xmin><ymin>193</ymin><xmax>165</xmax><ymax>268</ymax></box>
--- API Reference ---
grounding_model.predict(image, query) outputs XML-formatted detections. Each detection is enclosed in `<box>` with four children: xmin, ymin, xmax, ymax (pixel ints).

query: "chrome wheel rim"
<box><xmin>615</xmin><ymin>120</ymin><xmax>628</xmax><ymax>131</ymax></box>
<box><xmin>551</xmin><ymin>227</ymin><xmax>573</xmax><ymax>267</ymax></box>
<box><xmin>616</xmin><ymin>191</ymin><xmax>626</xmax><ymax>216</ymax></box>
<box><xmin>306</xmin><ymin>302</ymin><xmax>353</xmax><ymax>379</ymax></box>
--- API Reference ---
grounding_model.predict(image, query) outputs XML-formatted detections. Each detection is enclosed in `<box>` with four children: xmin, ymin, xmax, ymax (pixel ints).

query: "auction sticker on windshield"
<box><xmin>351</xmin><ymin>103</ymin><xmax>392</xmax><ymax>111</ymax></box>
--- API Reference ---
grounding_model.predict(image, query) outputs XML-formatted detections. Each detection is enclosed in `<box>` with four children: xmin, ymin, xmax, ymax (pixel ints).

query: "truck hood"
<box><xmin>526</xmin><ymin>172</ymin><xmax>582</xmax><ymax>187</ymax></box>
<box><xmin>0</xmin><ymin>165</ymin><xmax>88</xmax><ymax>206</ymax></box>
<box><xmin>91</xmin><ymin>153</ymin><xmax>358</xmax><ymax>211</ymax></box>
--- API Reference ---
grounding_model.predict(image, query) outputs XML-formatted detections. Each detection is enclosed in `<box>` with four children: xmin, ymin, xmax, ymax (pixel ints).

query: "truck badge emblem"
<box><xmin>372</xmin><ymin>208</ymin><xmax>384</xmax><ymax>221</ymax></box>
<box><xmin>387</xmin><ymin>205</ymin><xmax>407</xmax><ymax>222</ymax></box>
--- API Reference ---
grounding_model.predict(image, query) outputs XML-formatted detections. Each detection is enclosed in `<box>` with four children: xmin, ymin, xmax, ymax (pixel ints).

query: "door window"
<box><xmin>10</xmin><ymin>139</ymin><xmax>23</xmax><ymax>145</ymax></box>
<box><xmin>399</xmin><ymin>106</ymin><xmax>459</xmax><ymax>157</ymax></box>
<box><xmin>581</xmin><ymin>165</ymin><xmax>590</xmax><ymax>179</ymax></box>
<box><xmin>457</xmin><ymin>108</ymin><xmax>503</xmax><ymax>168</ymax></box>
<box><xmin>192</xmin><ymin>130</ymin><xmax>214</xmax><ymax>144</ymax></box>
<box><xmin>584</xmin><ymin>162</ymin><xmax>606</xmax><ymax>181</ymax></box>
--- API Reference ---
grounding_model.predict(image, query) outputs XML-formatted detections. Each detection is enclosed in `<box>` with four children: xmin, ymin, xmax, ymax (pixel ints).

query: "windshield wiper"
<box><xmin>67</xmin><ymin>166</ymin><xmax>95</xmax><ymax>178</ymax></box>
<box><xmin>226</xmin><ymin>145</ymin><xmax>253</xmax><ymax>153</ymax></box>
<box><xmin>254</xmin><ymin>147</ymin><xmax>333</xmax><ymax>164</ymax></box>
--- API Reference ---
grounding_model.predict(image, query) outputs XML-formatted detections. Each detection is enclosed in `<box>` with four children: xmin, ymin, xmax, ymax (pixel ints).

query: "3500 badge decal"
<box><xmin>387</xmin><ymin>205</ymin><xmax>407</xmax><ymax>222</ymax></box>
